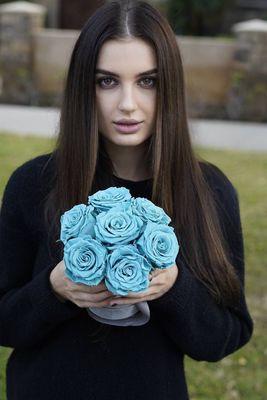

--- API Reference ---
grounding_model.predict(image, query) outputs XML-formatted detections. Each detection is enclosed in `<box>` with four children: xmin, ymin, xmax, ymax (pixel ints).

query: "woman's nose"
<box><xmin>118</xmin><ymin>85</ymin><xmax>137</xmax><ymax>112</ymax></box>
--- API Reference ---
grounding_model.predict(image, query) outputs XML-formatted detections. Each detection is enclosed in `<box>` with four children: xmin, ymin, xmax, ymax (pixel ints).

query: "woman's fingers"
<box><xmin>89</xmin><ymin>290</ymin><xmax>115</xmax><ymax>302</ymax></box>
<box><xmin>75</xmin><ymin>281</ymin><xmax>107</xmax><ymax>293</ymax></box>
<box><xmin>75</xmin><ymin>299</ymin><xmax>113</xmax><ymax>308</ymax></box>
<box><xmin>125</xmin><ymin>288</ymin><xmax>153</xmax><ymax>299</ymax></box>
<box><xmin>72</xmin><ymin>290</ymin><xmax>114</xmax><ymax>304</ymax></box>
<box><xmin>108</xmin><ymin>274</ymin><xmax>167</xmax><ymax>305</ymax></box>
<box><xmin>110</xmin><ymin>288</ymin><xmax>158</xmax><ymax>304</ymax></box>
<box><xmin>73</xmin><ymin>293</ymin><xmax>115</xmax><ymax>308</ymax></box>
<box><xmin>109</xmin><ymin>292</ymin><xmax>162</xmax><ymax>305</ymax></box>
<box><xmin>71</xmin><ymin>270</ymin><xmax>168</xmax><ymax>308</ymax></box>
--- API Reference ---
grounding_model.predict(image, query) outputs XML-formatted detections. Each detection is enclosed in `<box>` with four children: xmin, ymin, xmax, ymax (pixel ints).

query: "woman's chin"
<box><xmin>106</xmin><ymin>134</ymin><xmax>149</xmax><ymax>147</ymax></box>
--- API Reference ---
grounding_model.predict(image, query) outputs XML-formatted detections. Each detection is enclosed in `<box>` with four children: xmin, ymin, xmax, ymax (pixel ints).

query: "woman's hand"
<box><xmin>109</xmin><ymin>264</ymin><xmax>179</xmax><ymax>306</ymax></box>
<box><xmin>49</xmin><ymin>260</ymin><xmax>116</xmax><ymax>308</ymax></box>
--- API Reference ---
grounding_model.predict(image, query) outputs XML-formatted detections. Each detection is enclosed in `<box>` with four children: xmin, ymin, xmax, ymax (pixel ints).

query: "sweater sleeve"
<box><xmin>0</xmin><ymin>161</ymin><xmax>84</xmax><ymax>350</ymax></box>
<box><xmin>148</xmin><ymin>166</ymin><xmax>254</xmax><ymax>362</ymax></box>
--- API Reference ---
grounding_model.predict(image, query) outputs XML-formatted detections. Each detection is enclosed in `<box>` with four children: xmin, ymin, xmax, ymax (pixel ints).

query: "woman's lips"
<box><xmin>113</xmin><ymin>121</ymin><xmax>143</xmax><ymax>133</ymax></box>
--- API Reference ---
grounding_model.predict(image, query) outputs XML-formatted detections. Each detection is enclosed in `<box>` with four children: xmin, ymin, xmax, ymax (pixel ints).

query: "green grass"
<box><xmin>0</xmin><ymin>133</ymin><xmax>266</xmax><ymax>399</ymax></box>
<box><xmin>0</xmin><ymin>132</ymin><xmax>55</xmax><ymax>194</ymax></box>
<box><xmin>189</xmin><ymin>148</ymin><xmax>267</xmax><ymax>400</ymax></box>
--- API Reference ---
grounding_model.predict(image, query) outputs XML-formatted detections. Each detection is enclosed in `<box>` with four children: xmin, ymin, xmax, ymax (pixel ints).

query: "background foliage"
<box><xmin>167</xmin><ymin>0</ymin><xmax>233</xmax><ymax>36</ymax></box>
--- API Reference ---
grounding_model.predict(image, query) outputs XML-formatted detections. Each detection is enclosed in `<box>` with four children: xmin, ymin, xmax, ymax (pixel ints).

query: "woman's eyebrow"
<box><xmin>95</xmin><ymin>68</ymin><xmax>158</xmax><ymax>77</ymax></box>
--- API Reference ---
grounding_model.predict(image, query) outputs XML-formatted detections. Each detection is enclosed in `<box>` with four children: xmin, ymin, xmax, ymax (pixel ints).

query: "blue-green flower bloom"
<box><xmin>105</xmin><ymin>245</ymin><xmax>152</xmax><ymax>295</ymax></box>
<box><xmin>60</xmin><ymin>204</ymin><xmax>96</xmax><ymax>245</ymax></box>
<box><xmin>131</xmin><ymin>197</ymin><xmax>171</xmax><ymax>225</ymax></box>
<box><xmin>64</xmin><ymin>237</ymin><xmax>107</xmax><ymax>285</ymax></box>
<box><xmin>88</xmin><ymin>186</ymin><xmax>132</xmax><ymax>213</ymax></box>
<box><xmin>136</xmin><ymin>221</ymin><xmax>179</xmax><ymax>268</ymax></box>
<box><xmin>94</xmin><ymin>203</ymin><xmax>143</xmax><ymax>250</ymax></box>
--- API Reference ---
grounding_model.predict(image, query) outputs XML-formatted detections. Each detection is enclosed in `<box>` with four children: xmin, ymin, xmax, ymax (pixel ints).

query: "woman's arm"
<box><xmin>0</xmin><ymin>162</ymin><xmax>83</xmax><ymax>349</ymax></box>
<box><xmin>148</xmin><ymin>171</ymin><xmax>254</xmax><ymax>362</ymax></box>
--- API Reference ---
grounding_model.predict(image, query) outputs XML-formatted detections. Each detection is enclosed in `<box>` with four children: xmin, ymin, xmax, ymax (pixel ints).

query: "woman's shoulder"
<box><xmin>198</xmin><ymin>160</ymin><xmax>242</xmax><ymax>239</ymax></box>
<box><xmin>199</xmin><ymin>160</ymin><xmax>238</xmax><ymax>200</ymax></box>
<box><xmin>2</xmin><ymin>153</ymin><xmax>54</xmax><ymax>206</ymax></box>
<box><xmin>198</xmin><ymin>160</ymin><xmax>241</xmax><ymax>225</ymax></box>
<box><xmin>7</xmin><ymin>152</ymin><xmax>53</xmax><ymax>183</ymax></box>
<box><xmin>10</xmin><ymin>152</ymin><xmax>53</xmax><ymax>180</ymax></box>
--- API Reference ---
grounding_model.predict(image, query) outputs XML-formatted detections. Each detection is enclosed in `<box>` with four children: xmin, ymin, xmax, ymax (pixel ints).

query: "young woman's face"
<box><xmin>95</xmin><ymin>38</ymin><xmax>157</xmax><ymax>147</ymax></box>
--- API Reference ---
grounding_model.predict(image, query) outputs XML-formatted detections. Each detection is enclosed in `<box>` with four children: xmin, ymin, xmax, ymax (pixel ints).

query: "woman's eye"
<box><xmin>96</xmin><ymin>77</ymin><xmax>116</xmax><ymax>88</ymax></box>
<box><xmin>139</xmin><ymin>77</ymin><xmax>157</xmax><ymax>88</ymax></box>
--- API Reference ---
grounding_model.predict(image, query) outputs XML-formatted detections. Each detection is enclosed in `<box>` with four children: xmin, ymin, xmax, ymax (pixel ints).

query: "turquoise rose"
<box><xmin>136</xmin><ymin>221</ymin><xmax>179</xmax><ymax>268</ymax></box>
<box><xmin>94</xmin><ymin>203</ymin><xmax>143</xmax><ymax>250</ymax></box>
<box><xmin>105</xmin><ymin>245</ymin><xmax>152</xmax><ymax>295</ymax></box>
<box><xmin>64</xmin><ymin>237</ymin><xmax>107</xmax><ymax>285</ymax></box>
<box><xmin>88</xmin><ymin>186</ymin><xmax>132</xmax><ymax>213</ymax></box>
<box><xmin>60</xmin><ymin>204</ymin><xmax>96</xmax><ymax>245</ymax></box>
<box><xmin>131</xmin><ymin>197</ymin><xmax>171</xmax><ymax>225</ymax></box>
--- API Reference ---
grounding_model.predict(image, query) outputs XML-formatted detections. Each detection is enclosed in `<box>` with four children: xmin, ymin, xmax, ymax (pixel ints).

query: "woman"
<box><xmin>0</xmin><ymin>1</ymin><xmax>253</xmax><ymax>399</ymax></box>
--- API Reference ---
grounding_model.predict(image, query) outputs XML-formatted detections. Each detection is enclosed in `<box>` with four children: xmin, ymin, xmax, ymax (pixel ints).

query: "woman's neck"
<box><xmin>103</xmin><ymin>139</ymin><xmax>151</xmax><ymax>181</ymax></box>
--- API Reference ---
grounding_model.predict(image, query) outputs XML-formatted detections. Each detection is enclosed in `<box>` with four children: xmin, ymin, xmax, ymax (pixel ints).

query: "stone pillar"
<box><xmin>0</xmin><ymin>1</ymin><xmax>46</xmax><ymax>105</ymax></box>
<box><xmin>226</xmin><ymin>19</ymin><xmax>267</xmax><ymax>121</ymax></box>
<box><xmin>34</xmin><ymin>0</ymin><xmax>59</xmax><ymax>28</ymax></box>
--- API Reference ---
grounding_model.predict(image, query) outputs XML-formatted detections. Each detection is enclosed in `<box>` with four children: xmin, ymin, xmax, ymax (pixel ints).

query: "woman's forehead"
<box><xmin>96</xmin><ymin>38</ymin><xmax>157</xmax><ymax>74</ymax></box>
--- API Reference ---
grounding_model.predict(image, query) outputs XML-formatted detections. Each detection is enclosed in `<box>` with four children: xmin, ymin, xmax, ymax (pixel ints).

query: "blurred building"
<box><xmin>34</xmin><ymin>0</ymin><xmax>105</xmax><ymax>29</ymax></box>
<box><xmin>35</xmin><ymin>0</ymin><xmax>167</xmax><ymax>29</ymax></box>
<box><xmin>223</xmin><ymin>0</ymin><xmax>267</xmax><ymax>32</ymax></box>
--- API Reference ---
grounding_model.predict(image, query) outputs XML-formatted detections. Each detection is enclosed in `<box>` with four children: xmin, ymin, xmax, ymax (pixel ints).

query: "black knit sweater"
<box><xmin>0</xmin><ymin>154</ymin><xmax>253</xmax><ymax>400</ymax></box>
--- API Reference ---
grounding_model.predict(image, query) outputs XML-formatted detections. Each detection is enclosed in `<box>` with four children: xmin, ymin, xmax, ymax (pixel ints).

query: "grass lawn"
<box><xmin>0</xmin><ymin>132</ymin><xmax>266</xmax><ymax>399</ymax></box>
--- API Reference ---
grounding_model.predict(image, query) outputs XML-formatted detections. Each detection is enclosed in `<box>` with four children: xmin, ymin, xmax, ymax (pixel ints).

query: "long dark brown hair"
<box><xmin>43</xmin><ymin>0</ymin><xmax>241</xmax><ymax>329</ymax></box>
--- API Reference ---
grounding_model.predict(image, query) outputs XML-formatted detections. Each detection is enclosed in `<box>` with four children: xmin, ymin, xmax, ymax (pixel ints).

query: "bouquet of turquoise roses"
<box><xmin>60</xmin><ymin>187</ymin><xmax>179</xmax><ymax>326</ymax></box>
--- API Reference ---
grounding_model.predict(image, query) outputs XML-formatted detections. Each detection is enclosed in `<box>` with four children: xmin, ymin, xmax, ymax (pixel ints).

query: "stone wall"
<box><xmin>178</xmin><ymin>37</ymin><xmax>236</xmax><ymax>119</ymax></box>
<box><xmin>226</xmin><ymin>19</ymin><xmax>267</xmax><ymax>121</ymax></box>
<box><xmin>33</xmin><ymin>28</ymin><xmax>79</xmax><ymax>105</ymax></box>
